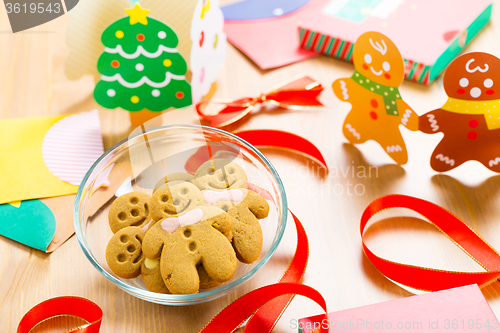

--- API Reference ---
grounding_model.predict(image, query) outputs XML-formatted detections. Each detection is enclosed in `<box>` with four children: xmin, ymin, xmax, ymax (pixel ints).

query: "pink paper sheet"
<box><xmin>298</xmin><ymin>285</ymin><xmax>498</xmax><ymax>332</ymax></box>
<box><xmin>223</xmin><ymin>0</ymin><xmax>321</xmax><ymax>69</ymax></box>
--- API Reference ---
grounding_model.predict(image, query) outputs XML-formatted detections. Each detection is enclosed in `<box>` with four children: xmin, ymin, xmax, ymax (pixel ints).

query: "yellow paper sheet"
<box><xmin>0</xmin><ymin>115</ymin><xmax>79</xmax><ymax>204</ymax></box>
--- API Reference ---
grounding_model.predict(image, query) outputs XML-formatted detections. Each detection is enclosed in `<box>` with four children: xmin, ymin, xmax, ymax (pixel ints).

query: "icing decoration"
<box><xmin>42</xmin><ymin>110</ymin><xmax>104</xmax><ymax>186</ymax></box>
<box><xmin>203</xmin><ymin>189</ymin><xmax>244</xmax><ymax>205</ymax></box>
<box><xmin>361</xmin><ymin>195</ymin><xmax>500</xmax><ymax>291</ymax></box>
<box><xmin>17</xmin><ymin>297</ymin><xmax>103</xmax><ymax>333</ymax></box>
<box><xmin>222</xmin><ymin>0</ymin><xmax>310</xmax><ymax>21</ymax></box>
<box><xmin>420</xmin><ymin>52</ymin><xmax>500</xmax><ymax>172</ymax></box>
<box><xmin>94</xmin><ymin>4</ymin><xmax>192</xmax><ymax>112</ymax></box>
<box><xmin>234</xmin><ymin>130</ymin><xmax>328</xmax><ymax>171</ymax></box>
<box><xmin>161</xmin><ymin>208</ymin><xmax>203</xmax><ymax>233</ymax></box>
<box><xmin>197</xmin><ymin>76</ymin><xmax>324</xmax><ymax>128</ymax></box>
<box><xmin>332</xmin><ymin>31</ymin><xmax>418</xmax><ymax>165</ymax></box>
<box><xmin>0</xmin><ymin>199</ymin><xmax>56</xmax><ymax>252</ymax></box>
<box><xmin>190</xmin><ymin>0</ymin><xmax>227</xmax><ymax>104</ymax></box>
<box><xmin>144</xmin><ymin>258</ymin><xmax>160</xmax><ymax>269</ymax></box>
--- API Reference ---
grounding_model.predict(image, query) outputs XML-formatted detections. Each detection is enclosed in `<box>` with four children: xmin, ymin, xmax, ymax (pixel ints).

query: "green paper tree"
<box><xmin>94</xmin><ymin>4</ymin><xmax>192</xmax><ymax>112</ymax></box>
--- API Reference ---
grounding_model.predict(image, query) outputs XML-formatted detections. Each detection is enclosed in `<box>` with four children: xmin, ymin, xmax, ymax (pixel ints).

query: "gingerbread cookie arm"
<box><xmin>332</xmin><ymin>78</ymin><xmax>360</xmax><ymax>102</ymax></box>
<box><xmin>206</xmin><ymin>209</ymin><xmax>233</xmax><ymax>235</ymax></box>
<box><xmin>196</xmin><ymin>223</ymin><xmax>237</xmax><ymax>283</ymax></box>
<box><xmin>160</xmin><ymin>240</ymin><xmax>201</xmax><ymax>294</ymax></box>
<box><xmin>142</xmin><ymin>223</ymin><xmax>168</xmax><ymax>259</ymax></box>
<box><xmin>396</xmin><ymin>100</ymin><xmax>419</xmax><ymax>131</ymax></box>
<box><xmin>243</xmin><ymin>190</ymin><xmax>269</xmax><ymax>219</ymax></box>
<box><xmin>141</xmin><ymin>259</ymin><xmax>170</xmax><ymax>294</ymax></box>
<box><xmin>419</xmin><ymin>109</ymin><xmax>444</xmax><ymax>134</ymax></box>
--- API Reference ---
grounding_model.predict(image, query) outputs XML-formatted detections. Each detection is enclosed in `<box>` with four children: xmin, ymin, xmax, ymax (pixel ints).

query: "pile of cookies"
<box><xmin>105</xmin><ymin>159</ymin><xmax>270</xmax><ymax>294</ymax></box>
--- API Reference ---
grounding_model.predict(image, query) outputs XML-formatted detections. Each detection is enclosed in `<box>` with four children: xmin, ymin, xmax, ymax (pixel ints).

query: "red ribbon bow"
<box><xmin>196</xmin><ymin>76</ymin><xmax>324</xmax><ymax>128</ymax></box>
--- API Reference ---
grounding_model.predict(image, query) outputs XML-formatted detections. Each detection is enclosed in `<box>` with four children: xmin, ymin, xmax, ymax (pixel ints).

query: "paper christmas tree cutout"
<box><xmin>332</xmin><ymin>31</ymin><xmax>419</xmax><ymax>165</ymax></box>
<box><xmin>420</xmin><ymin>52</ymin><xmax>500</xmax><ymax>172</ymax></box>
<box><xmin>93</xmin><ymin>4</ymin><xmax>192</xmax><ymax>112</ymax></box>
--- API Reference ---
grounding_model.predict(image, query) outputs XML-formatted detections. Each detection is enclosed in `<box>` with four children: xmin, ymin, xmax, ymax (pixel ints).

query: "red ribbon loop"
<box><xmin>196</xmin><ymin>76</ymin><xmax>324</xmax><ymax>128</ymax></box>
<box><xmin>17</xmin><ymin>296</ymin><xmax>103</xmax><ymax>333</ymax></box>
<box><xmin>361</xmin><ymin>195</ymin><xmax>500</xmax><ymax>292</ymax></box>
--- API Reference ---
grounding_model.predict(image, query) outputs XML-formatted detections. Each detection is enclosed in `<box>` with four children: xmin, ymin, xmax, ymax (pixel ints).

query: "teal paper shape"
<box><xmin>0</xmin><ymin>200</ymin><xmax>56</xmax><ymax>251</ymax></box>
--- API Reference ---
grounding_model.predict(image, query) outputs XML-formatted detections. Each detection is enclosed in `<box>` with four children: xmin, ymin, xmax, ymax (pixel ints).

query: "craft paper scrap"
<box><xmin>0</xmin><ymin>200</ymin><xmax>55</xmax><ymax>252</ymax></box>
<box><xmin>0</xmin><ymin>110</ymin><xmax>104</xmax><ymax>204</ymax></box>
<box><xmin>0</xmin><ymin>195</ymin><xmax>76</xmax><ymax>252</ymax></box>
<box><xmin>298</xmin><ymin>285</ymin><xmax>498</xmax><ymax>332</ymax></box>
<box><xmin>299</xmin><ymin>0</ymin><xmax>492</xmax><ymax>84</ymax></box>
<box><xmin>223</xmin><ymin>0</ymin><xmax>320</xmax><ymax>69</ymax></box>
<box><xmin>332</xmin><ymin>31</ymin><xmax>418</xmax><ymax>165</ymax></box>
<box><xmin>420</xmin><ymin>52</ymin><xmax>500</xmax><ymax>173</ymax></box>
<box><xmin>222</xmin><ymin>0</ymin><xmax>310</xmax><ymax>21</ymax></box>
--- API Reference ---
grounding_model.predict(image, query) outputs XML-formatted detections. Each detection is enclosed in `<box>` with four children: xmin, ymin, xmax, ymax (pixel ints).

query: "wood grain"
<box><xmin>3</xmin><ymin>2</ymin><xmax>500</xmax><ymax>332</ymax></box>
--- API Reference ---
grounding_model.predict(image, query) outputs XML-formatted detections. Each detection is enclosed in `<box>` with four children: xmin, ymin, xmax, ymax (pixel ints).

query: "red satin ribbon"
<box><xmin>184</xmin><ymin>129</ymin><xmax>328</xmax><ymax>173</ymax></box>
<box><xmin>361</xmin><ymin>195</ymin><xmax>500</xmax><ymax>292</ymax></box>
<box><xmin>17</xmin><ymin>296</ymin><xmax>103</xmax><ymax>333</ymax></box>
<box><xmin>234</xmin><ymin>130</ymin><xmax>328</xmax><ymax>171</ymax></box>
<box><xmin>196</xmin><ymin>76</ymin><xmax>324</xmax><ymax>128</ymax></box>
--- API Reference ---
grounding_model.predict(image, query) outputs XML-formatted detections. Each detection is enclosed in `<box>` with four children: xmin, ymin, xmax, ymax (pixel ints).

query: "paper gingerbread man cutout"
<box><xmin>420</xmin><ymin>52</ymin><xmax>500</xmax><ymax>172</ymax></box>
<box><xmin>332</xmin><ymin>31</ymin><xmax>418</xmax><ymax>165</ymax></box>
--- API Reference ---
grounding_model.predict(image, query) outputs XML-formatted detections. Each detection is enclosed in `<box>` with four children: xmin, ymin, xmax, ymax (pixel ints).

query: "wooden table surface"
<box><xmin>3</xmin><ymin>2</ymin><xmax>500</xmax><ymax>332</ymax></box>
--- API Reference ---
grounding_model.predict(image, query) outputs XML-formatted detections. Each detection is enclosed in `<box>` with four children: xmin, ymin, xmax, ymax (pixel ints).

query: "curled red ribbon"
<box><xmin>361</xmin><ymin>195</ymin><xmax>500</xmax><ymax>292</ymax></box>
<box><xmin>17</xmin><ymin>296</ymin><xmax>103</xmax><ymax>333</ymax></box>
<box><xmin>196</xmin><ymin>76</ymin><xmax>324</xmax><ymax>128</ymax></box>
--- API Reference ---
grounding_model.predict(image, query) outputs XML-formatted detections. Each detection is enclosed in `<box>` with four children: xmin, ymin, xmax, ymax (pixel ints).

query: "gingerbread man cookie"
<box><xmin>149</xmin><ymin>182</ymin><xmax>204</xmax><ymax>222</ymax></box>
<box><xmin>106</xmin><ymin>226</ymin><xmax>146</xmax><ymax>279</ymax></box>
<box><xmin>203</xmin><ymin>189</ymin><xmax>269</xmax><ymax>264</ymax></box>
<box><xmin>108</xmin><ymin>192</ymin><xmax>151</xmax><ymax>233</ymax></box>
<box><xmin>420</xmin><ymin>52</ymin><xmax>500</xmax><ymax>172</ymax></box>
<box><xmin>192</xmin><ymin>159</ymin><xmax>248</xmax><ymax>191</ymax></box>
<box><xmin>142</xmin><ymin>205</ymin><xmax>236</xmax><ymax>294</ymax></box>
<box><xmin>332</xmin><ymin>31</ymin><xmax>418</xmax><ymax>164</ymax></box>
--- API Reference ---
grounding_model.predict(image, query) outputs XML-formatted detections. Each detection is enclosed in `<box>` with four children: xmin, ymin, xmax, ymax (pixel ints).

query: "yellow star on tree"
<box><xmin>126</xmin><ymin>4</ymin><xmax>149</xmax><ymax>25</ymax></box>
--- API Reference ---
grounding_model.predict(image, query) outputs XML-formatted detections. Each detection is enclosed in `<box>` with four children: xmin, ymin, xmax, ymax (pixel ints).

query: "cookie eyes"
<box><xmin>364</xmin><ymin>53</ymin><xmax>372</xmax><ymax>64</ymax></box>
<box><xmin>484</xmin><ymin>78</ymin><xmax>493</xmax><ymax>88</ymax></box>
<box><xmin>459</xmin><ymin>78</ymin><xmax>469</xmax><ymax>87</ymax></box>
<box><xmin>382</xmin><ymin>61</ymin><xmax>390</xmax><ymax>72</ymax></box>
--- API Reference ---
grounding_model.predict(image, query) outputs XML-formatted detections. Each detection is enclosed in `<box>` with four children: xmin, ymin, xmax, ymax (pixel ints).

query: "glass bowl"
<box><xmin>74</xmin><ymin>125</ymin><xmax>287</xmax><ymax>305</ymax></box>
